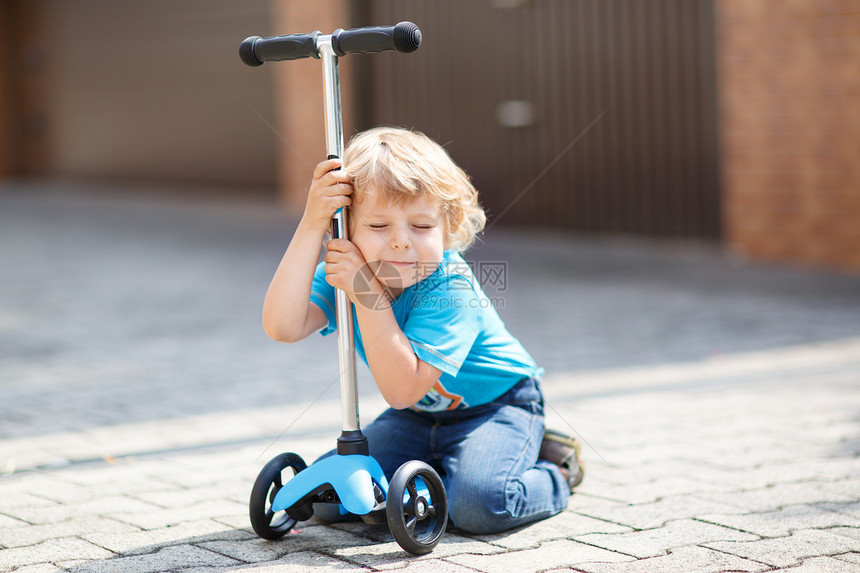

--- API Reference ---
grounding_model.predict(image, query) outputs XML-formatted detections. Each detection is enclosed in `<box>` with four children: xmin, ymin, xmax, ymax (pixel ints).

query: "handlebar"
<box><xmin>333</xmin><ymin>22</ymin><xmax>421</xmax><ymax>56</ymax></box>
<box><xmin>240</xmin><ymin>31</ymin><xmax>320</xmax><ymax>66</ymax></box>
<box><xmin>239</xmin><ymin>22</ymin><xmax>421</xmax><ymax>67</ymax></box>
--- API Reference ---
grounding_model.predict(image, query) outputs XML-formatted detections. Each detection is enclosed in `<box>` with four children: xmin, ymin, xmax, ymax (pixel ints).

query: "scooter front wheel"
<box><xmin>386</xmin><ymin>460</ymin><xmax>448</xmax><ymax>555</ymax></box>
<box><xmin>249</xmin><ymin>452</ymin><xmax>309</xmax><ymax>540</ymax></box>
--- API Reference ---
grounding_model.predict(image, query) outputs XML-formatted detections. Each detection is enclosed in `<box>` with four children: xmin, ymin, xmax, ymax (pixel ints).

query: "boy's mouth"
<box><xmin>383</xmin><ymin>260</ymin><xmax>415</xmax><ymax>267</ymax></box>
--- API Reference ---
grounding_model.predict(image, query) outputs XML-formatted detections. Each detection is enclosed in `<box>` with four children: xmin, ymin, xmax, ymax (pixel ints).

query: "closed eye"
<box><xmin>412</xmin><ymin>224</ymin><xmax>435</xmax><ymax>230</ymax></box>
<box><xmin>368</xmin><ymin>223</ymin><xmax>389</xmax><ymax>229</ymax></box>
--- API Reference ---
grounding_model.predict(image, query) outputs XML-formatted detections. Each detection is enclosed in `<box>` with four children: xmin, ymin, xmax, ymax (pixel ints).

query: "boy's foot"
<box><xmin>539</xmin><ymin>429</ymin><xmax>584</xmax><ymax>492</ymax></box>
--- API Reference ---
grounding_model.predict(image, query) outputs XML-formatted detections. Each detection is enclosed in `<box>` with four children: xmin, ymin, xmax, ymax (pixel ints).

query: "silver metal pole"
<box><xmin>318</xmin><ymin>36</ymin><xmax>360</xmax><ymax>433</ymax></box>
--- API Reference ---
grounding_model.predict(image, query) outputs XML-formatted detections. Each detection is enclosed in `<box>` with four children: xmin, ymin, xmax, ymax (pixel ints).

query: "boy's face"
<box><xmin>350</xmin><ymin>188</ymin><xmax>446</xmax><ymax>294</ymax></box>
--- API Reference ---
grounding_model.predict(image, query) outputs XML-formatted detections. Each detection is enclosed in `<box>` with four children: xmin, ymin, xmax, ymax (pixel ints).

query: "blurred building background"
<box><xmin>0</xmin><ymin>0</ymin><xmax>857</xmax><ymax>271</ymax></box>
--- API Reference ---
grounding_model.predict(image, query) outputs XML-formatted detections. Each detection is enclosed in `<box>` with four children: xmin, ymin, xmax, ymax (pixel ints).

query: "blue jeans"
<box><xmin>355</xmin><ymin>377</ymin><xmax>569</xmax><ymax>534</ymax></box>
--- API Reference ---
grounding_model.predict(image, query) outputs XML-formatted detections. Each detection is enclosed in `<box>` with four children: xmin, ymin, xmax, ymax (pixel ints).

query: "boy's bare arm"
<box><xmin>262</xmin><ymin>159</ymin><xmax>352</xmax><ymax>343</ymax></box>
<box><xmin>355</xmin><ymin>302</ymin><xmax>443</xmax><ymax>409</ymax></box>
<box><xmin>262</xmin><ymin>221</ymin><xmax>329</xmax><ymax>342</ymax></box>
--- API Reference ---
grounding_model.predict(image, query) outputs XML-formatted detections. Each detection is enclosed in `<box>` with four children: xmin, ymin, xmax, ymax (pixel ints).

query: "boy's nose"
<box><xmin>390</xmin><ymin>226</ymin><xmax>411</xmax><ymax>250</ymax></box>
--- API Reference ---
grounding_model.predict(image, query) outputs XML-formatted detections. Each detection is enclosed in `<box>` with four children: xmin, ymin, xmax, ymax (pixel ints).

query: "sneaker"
<box><xmin>539</xmin><ymin>429</ymin><xmax>585</xmax><ymax>492</ymax></box>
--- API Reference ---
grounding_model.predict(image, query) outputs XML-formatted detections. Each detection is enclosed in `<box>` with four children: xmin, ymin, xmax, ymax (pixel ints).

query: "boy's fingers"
<box><xmin>326</xmin><ymin>239</ymin><xmax>362</xmax><ymax>259</ymax></box>
<box><xmin>313</xmin><ymin>158</ymin><xmax>343</xmax><ymax>179</ymax></box>
<box><xmin>328</xmin><ymin>181</ymin><xmax>353</xmax><ymax>196</ymax></box>
<box><xmin>326</xmin><ymin>238</ymin><xmax>352</xmax><ymax>252</ymax></box>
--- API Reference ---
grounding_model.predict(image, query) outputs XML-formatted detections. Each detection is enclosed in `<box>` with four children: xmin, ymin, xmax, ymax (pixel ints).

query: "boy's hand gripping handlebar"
<box><xmin>239</xmin><ymin>21</ymin><xmax>421</xmax><ymax>66</ymax></box>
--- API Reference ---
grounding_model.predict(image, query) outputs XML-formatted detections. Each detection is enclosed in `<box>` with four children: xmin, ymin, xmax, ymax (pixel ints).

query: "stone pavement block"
<box><xmin>576</xmin><ymin>422</ymin><xmax>690</xmax><ymax>455</ymax></box>
<box><xmin>821</xmin><ymin>501</ymin><xmax>860</xmax><ymax>517</ymax></box>
<box><xmin>829</xmin><ymin>527</ymin><xmax>860</xmax><ymax>542</ymax></box>
<box><xmin>327</xmin><ymin>529</ymin><xmax>503</xmax><ymax>568</ymax></box>
<box><xmin>46</xmin><ymin>463</ymin><xmax>171</xmax><ymax>489</ymax></box>
<box><xmin>0</xmin><ymin>474</ymin><xmax>75</xmax><ymax>498</ymax></box>
<box><xmin>579</xmin><ymin>495</ymin><xmax>747</xmax><ymax>530</ymax></box>
<box><xmin>704</xmin><ymin>529</ymin><xmax>860</xmax><ymax>568</ymax></box>
<box><xmin>374</xmin><ymin>559</ymin><xmax>478</xmax><ymax>573</ymax></box>
<box><xmin>573</xmin><ymin>518</ymin><xmax>759</xmax><ymax>559</ymax></box>
<box><xmin>470</xmin><ymin>510</ymin><xmax>632</xmax><ymax>550</ymax></box>
<box><xmin>587</xmin><ymin>441</ymin><xmax>717</xmax><ymax>470</ymax></box>
<box><xmin>837</xmin><ymin>552</ymin><xmax>860</xmax><ymax>564</ymax></box>
<box><xmin>576</xmin><ymin>475</ymin><xmax>725</xmax><ymax>505</ymax></box>
<box><xmin>3</xmin><ymin>496</ymin><xmax>162</xmax><ymax>525</ymax></box>
<box><xmin>83</xmin><ymin>518</ymin><xmax>253</xmax><ymax>555</ymax></box>
<box><xmin>572</xmin><ymin>546</ymin><xmax>771</xmax><ymax>573</ymax></box>
<box><xmin>9</xmin><ymin>478</ymin><xmax>155</xmax><ymax>506</ymax></box>
<box><xmin>60</xmin><ymin>544</ymin><xmax>240</xmax><ymax>573</ymax></box>
<box><xmin>211</xmin><ymin>514</ymin><xmax>253</xmax><ymax>531</ymax></box>
<box><xmin>151</xmin><ymin>466</ymin><xmax>252</xmax><ymax>491</ymax></box>
<box><xmin>565</xmin><ymin>493</ymin><xmax>628</xmax><ymax>518</ymax></box>
<box><xmin>693</xmin><ymin>460</ymin><xmax>849</xmax><ymax>492</ymax></box>
<box><xmin>0</xmin><ymin>537</ymin><xmax>114</xmax><ymax>570</ymax></box>
<box><xmin>196</xmin><ymin>525</ymin><xmax>373</xmax><ymax>562</ymax></box>
<box><xmin>442</xmin><ymin>539</ymin><xmax>633</xmax><ymax>572</ymax></box>
<box><xmin>818</xmin><ymin>478</ymin><xmax>860</xmax><ymax>500</ymax></box>
<box><xmin>194</xmin><ymin>538</ymin><xmax>299</xmax><ymax>564</ymax></box>
<box><xmin>794</xmin><ymin>458</ymin><xmax>860</xmax><ymax>481</ymax></box>
<box><xmin>0</xmin><ymin>513</ymin><xmax>29</xmax><ymax>529</ymax></box>
<box><xmin>696</xmin><ymin>483</ymin><xmax>856</xmax><ymax>514</ymax></box>
<box><xmin>304</xmin><ymin>540</ymin><xmax>413</xmax><ymax>570</ymax></box>
<box><xmin>0</xmin><ymin>492</ymin><xmax>59</xmax><ymax>512</ymax></box>
<box><xmin>697</xmin><ymin>504</ymin><xmax>860</xmax><ymax>537</ymax></box>
<box><xmin>588</xmin><ymin>460</ymin><xmax>729</xmax><ymax>488</ymax></box>
<box><xmin>783</xmin><ymin>421</ymin><xmax>860</xmax><ymax>448</ymax></box>
<box><xmin>696</xmin><ymin>432</ymin><xmax>827</xmax><ymax>470</ymax></box>
<box><xmin>390</xmin><ymin>531</ymin><xmax>504</xmax><ymax>560</ymax></box>
<box><xmin>210</xmin><ymin>550</ymin><xmax>366</xmax><ymax>572</ymax></box>
<box><xmin>689</xmin><ymin>448</ymin><xmax>802</xmax><ymax>472</ymax></box>
<box><xmin>109</xmin><ymin>499</ymin><xmax>247</xmax><ymax>530</ymax></box>
<box><xmin>770</xmin><ymin>555</ymin><xmax>860</xmax><ymax>572</ymax></box>
<box><xmin>129</xmin><ymin>484</ymin><xmax>246</xmax><ymax>510</ymax></box>
<box><xmin>6</xmin><ymin>564</ymin><xmax>65</xmax><ymax>573</ymax></box>
<box><xmin>325</xmin><ymin>521</ymin><xmax>398</xmax><ymax>544</ymax></box>
<box><xmin>0</xmin><ymin>515</ymin><xmax>138</xmax><ymax>549</ymax></box>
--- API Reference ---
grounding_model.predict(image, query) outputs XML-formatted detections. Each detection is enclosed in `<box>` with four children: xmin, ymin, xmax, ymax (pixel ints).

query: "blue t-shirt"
<box><xmin>309</xmin><ymin>251</ymin><xmax>543</xmax><ymax>412</ymax></box>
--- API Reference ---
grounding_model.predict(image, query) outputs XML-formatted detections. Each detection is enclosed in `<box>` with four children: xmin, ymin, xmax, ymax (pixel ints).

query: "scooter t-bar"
<box><xmin>239</xmin><ymin>22</ymin><xmax>421</xmax><ymax>440</ymax></box>
<box><xmin>240</xmin><ymin>22</ymin><xmax>421</xmax><ymax>65</ymax></box>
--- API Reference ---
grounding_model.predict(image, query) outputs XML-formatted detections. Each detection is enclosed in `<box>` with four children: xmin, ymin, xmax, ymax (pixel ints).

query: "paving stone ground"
<box><xmin>1</xmin><ymin>183</ymin><xmax>859</xmax><ymax>572</ymax></box>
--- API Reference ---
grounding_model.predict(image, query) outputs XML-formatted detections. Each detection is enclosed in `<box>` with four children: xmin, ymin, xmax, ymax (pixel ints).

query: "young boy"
<box><xmin>262</xmin><ymin>127</ymin><xmax>583</xmax><ymax>534</ymax></box>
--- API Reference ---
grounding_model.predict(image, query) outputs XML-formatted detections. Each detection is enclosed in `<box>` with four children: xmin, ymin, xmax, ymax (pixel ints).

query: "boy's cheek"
<box><xmin>349</xmin><ymin>238</ymin><xmax>375</xmax><ymax>263</ymax></box>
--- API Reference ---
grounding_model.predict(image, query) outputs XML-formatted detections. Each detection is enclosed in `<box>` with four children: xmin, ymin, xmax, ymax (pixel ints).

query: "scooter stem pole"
<box><xmin>318</xmin><ymin>37</ymin><xmax>360</xmax><ymax>433</ymax></box>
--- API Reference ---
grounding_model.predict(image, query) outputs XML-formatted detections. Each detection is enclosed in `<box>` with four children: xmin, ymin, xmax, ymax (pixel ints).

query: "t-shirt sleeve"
<box><xmin>309</xmin><ymin>260</ymin><xmax>337</xmax><ymax>336</ymax></box>
<box><xmin>403</xmin><ymin>276</ymin><xmax>481</xmax><ymax>378</ymax></box>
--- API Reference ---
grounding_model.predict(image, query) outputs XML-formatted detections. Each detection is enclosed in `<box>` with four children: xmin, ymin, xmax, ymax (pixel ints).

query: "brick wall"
<box><xmin>717</xmin><ymin>0</ymin><xmax>860</xmax><ymax>271</ymax></box>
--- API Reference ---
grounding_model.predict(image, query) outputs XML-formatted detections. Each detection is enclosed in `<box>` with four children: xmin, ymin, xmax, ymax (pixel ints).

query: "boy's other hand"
<box><xmin>302</xmin><ymin>159</ymin><xmax>353</xmax><ymax>231</ymax></box>
<box><xmin>324</xmin><ymin>238</ymin><xmax>376</xmax><ymax>305</ymax></box>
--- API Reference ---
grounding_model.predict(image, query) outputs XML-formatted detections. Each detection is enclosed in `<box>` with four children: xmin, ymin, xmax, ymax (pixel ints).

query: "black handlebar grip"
<box><xmin>332</xmin><ymin>21</ymin><xmax>421</xmax><ymax>56</ymax></box>
<box><xmin>239</xmin><ymin>31</ymin><xmax>322</xmax><ymax>66</ymax></box>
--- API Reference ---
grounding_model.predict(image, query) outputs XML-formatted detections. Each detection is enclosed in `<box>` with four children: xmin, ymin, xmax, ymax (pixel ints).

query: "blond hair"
<box><xmin>343</xmin><ymin>126</ymin><xmax>486</xmax><ymax>252</ymax></box>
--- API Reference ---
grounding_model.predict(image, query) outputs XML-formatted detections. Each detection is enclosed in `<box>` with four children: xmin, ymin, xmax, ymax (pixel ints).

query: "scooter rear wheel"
<box><xmin>249</xmin><ymin>452</ymin><xmax>308</xmax><ymax>540</ymax></box>
<box><xmin>386</xmin><ymin>460</ymin><xmax>448</xmax><ymax>555</ymax></box>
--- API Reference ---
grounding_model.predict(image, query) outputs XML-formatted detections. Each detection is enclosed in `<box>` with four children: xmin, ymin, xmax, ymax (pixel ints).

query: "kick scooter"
<box><xmin>239</xmin><ymin>22</ymin><xmax>448</xmax><ymax>555</ymax></box>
